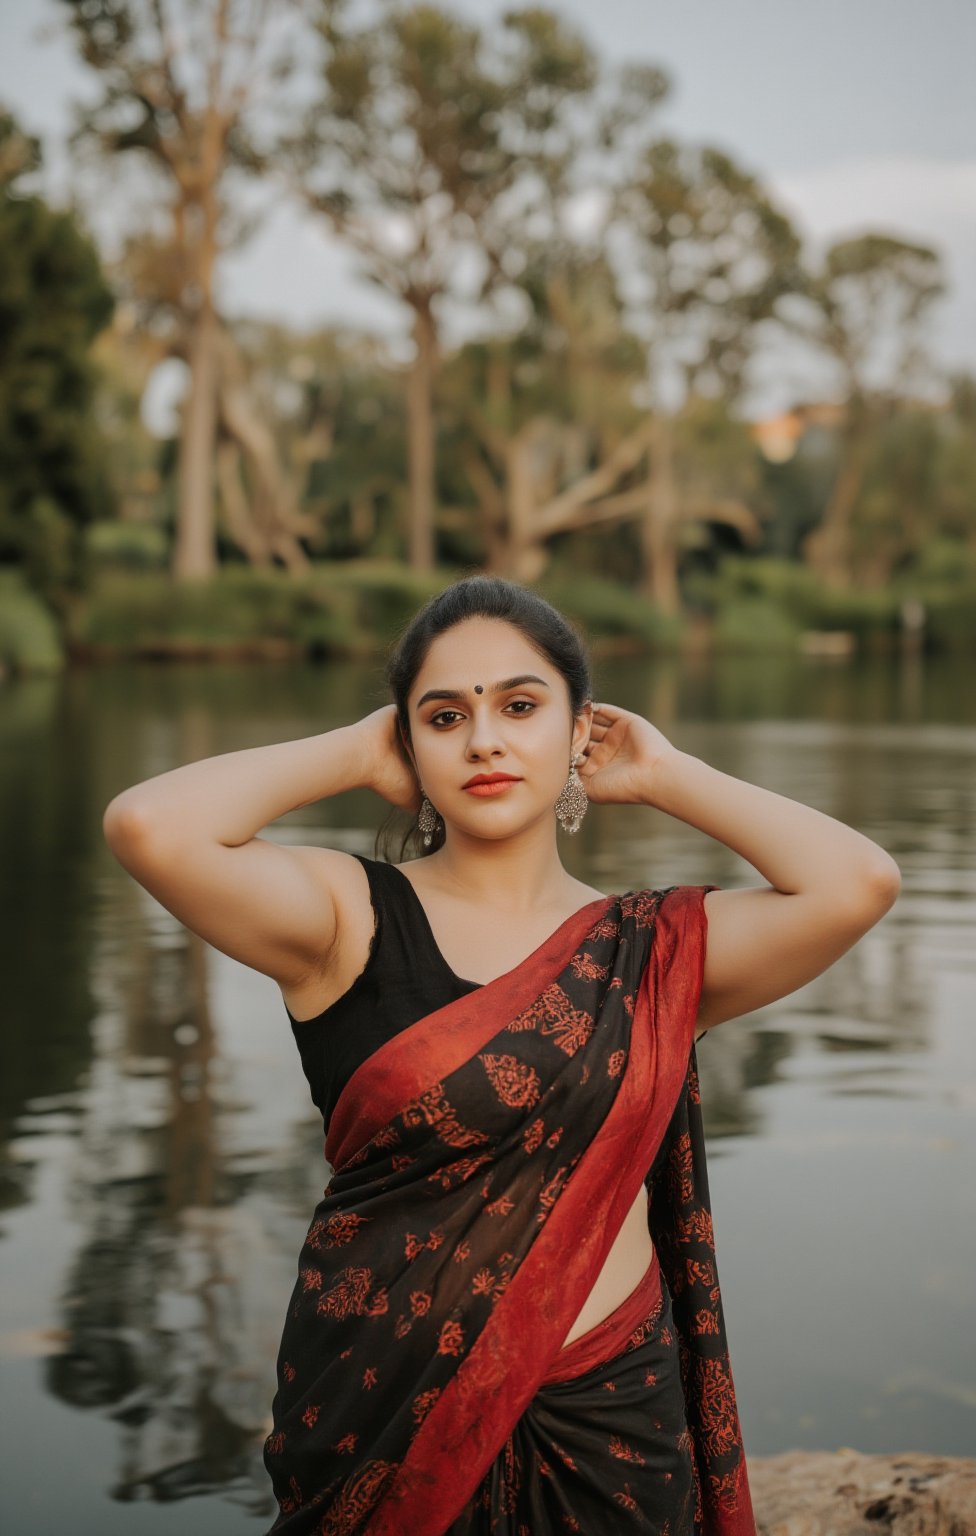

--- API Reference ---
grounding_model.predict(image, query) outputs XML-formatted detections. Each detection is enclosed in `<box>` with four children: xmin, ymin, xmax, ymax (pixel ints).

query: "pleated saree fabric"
<box><xmin>263</xmin><ymin>883</ymin><xmax>756</xmax><ymax>1536</ymax></box>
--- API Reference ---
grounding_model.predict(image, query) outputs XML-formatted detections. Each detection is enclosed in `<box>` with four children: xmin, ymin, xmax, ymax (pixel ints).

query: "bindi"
<box><xmin>474</xmin><ymin>684</ymin><xmax>484</xmax><ymax>694</ymax></box>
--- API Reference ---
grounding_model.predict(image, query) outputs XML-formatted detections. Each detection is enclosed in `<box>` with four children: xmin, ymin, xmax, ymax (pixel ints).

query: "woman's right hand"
<box><xmin>354</xmin><ymin>704</ymin><xmax>424</xmax><ymax>815</ymax></box>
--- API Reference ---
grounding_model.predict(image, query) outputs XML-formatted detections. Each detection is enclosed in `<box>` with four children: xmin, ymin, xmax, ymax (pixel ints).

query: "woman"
<box><xmin>103</xmin><ymin>575</ymin><xmax>900</xmax><ymax>1536</ymax></box>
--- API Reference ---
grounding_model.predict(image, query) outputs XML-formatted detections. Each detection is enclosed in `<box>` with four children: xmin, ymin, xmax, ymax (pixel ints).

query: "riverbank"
<box><xmin>3</xmin><ymin>557</ymin><xmax>975</xmax><ymax>677</ymax></box>
<box><xmin>749</xmin><ymin>1450</ymin><xmax>976</xmax><ymax>1534</ymax></box>
<box><xmin>2</xmin><ymin>562</ymin><xmax>683</xmax><ymax>675</ymax></box>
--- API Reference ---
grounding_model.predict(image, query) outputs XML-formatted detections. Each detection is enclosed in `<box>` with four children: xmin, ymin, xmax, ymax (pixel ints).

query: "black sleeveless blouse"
<box><xmin>283</xmin><ymin>853</ymin><xmax>483</xmax><ymax>1133</ymax></box>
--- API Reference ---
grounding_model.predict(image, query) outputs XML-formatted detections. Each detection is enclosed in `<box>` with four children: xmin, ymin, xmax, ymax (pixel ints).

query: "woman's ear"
<box><xmin>399</xmin><ymin>719</ymin><xmax>418</xmax><ymax>775</ymax></box>
<box><xmin>572</xmin><ymin>700</ymin><xmax>593</xmax><ymax>758</ymax></box>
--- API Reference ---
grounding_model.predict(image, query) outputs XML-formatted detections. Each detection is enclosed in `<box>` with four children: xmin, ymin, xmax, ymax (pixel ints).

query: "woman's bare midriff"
<box><xmin>558</xmin><ymin>1186</ymin><xmax>654</xmax><ymax>1349</ymax></box>
<box><xmin>282</xmin><ymin>853</ymin><xmax>654</xmax><ymax>1357</ymax></box>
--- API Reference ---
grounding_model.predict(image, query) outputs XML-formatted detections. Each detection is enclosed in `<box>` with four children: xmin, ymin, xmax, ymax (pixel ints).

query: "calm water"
<box><xmin>2</xmin><ymin>650</ymin><xmax>974</xmax><ymax>1533</ymax></box>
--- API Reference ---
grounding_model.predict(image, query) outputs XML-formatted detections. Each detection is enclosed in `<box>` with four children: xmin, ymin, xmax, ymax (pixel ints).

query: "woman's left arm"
<box><xmin>651</xmin><ymin>748</ymin><xmax>900</xmax><ymax>1030</ymax></box>
<box><xmin>580</xmin><ymin>704</ymin><xmax>902</xmax><ymax>1032</ymax></box>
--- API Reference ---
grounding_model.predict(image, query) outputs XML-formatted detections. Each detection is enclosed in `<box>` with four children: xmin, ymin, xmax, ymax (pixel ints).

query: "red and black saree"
<box><xmin>263</xmin><ymin>884</ymin><xmax>756</xmax><ymax>1536</ymax></box>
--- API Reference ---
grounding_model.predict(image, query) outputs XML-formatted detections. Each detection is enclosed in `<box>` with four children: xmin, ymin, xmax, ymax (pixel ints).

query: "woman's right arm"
<box><xmin>102</xmin><ymin>709</ymin><xmax>417</xmax><ymax>989</ymax></box>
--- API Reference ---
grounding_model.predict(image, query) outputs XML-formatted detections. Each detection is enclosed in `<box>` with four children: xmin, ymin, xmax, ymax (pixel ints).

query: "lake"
<box><xmin>2</xmin><ymin>647</ymin><xmax>974</xmax><ymax>1533</ymax></box>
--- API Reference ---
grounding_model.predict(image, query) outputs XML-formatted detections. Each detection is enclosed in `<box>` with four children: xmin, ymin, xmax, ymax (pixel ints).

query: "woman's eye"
<box><xmin>430</xmin><ymin>700</ymin><xmax>536</xmax><ymax>727</ymax></box>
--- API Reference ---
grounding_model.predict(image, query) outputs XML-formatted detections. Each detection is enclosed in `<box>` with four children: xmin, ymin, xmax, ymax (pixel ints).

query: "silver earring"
<box><xmin>418</xmin><ymin>791</ymin><xmax>442</xmax><ymax>848</ymax></box>
<box><xmin>554</xmin><ymin>751</ymin><xmax>588</xmax><ymax>834</ymax></box>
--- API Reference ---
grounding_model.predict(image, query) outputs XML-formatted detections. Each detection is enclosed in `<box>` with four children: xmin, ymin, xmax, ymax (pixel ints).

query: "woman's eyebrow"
<box><xmin>416</xmin><ymin>674</ymin><xmax>550</xmax><ymax>708</ymax></box>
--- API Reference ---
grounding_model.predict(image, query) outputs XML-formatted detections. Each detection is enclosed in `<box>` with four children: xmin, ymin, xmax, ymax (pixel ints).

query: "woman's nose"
<box><xmin>464</xmin><ymin>709</ymin><xmax>506</xmax><ymax>757</ymax></box>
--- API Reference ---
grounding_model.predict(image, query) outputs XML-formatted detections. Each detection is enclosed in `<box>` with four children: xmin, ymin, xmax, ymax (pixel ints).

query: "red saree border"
<box><xmin>365</xmin><ymin>885</ymin><xmax>712</xmax><ymax>1536</ymax></box>
<box><xmin>325</xmin><ymin>893</ymin><xmax>614</xmax><ymax>1170</ymax></box>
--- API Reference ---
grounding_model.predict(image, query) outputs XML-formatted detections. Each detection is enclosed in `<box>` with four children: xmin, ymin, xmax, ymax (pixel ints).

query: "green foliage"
<box><xmin>921</xmin><ymin>588</ymin><xmax>976</xmax><ymax>649</ymax></box>
<box><xmin>3</xmin><ymin>12</ymin><xmax>963</xmax><ymax>630</ymax></box>
<box><xmin>65</xmin><ymin>562</ymin><xmax>455</xmax><ymax>656</ymax></box>
<box><xmin>63</xmin><ymin>561</ymin><xmax>694</xmax><ymax>658</ymax></box>
<box><xmin>230</xmin><ymin>319</ymin><xmax>410</xmax><ymax>561</ymax></box>
<box><xmin>0</xmin><ymin>570</ymin><xmax>64</xmax><ymax>675</ymax></box>
<box><xmin>821</xmin><ymin>233</ymin><xmax>944</xmax><ymax>314</ymax></box>
<box><xmin>537</xmin><ymin>572</ymin><xmax>685</xmax><ymax>651</ymax></box>
<box><xmin>51</xmin><ymin>548</ymin><xmax>976</xmax><ymax>661</ymax></box>
<box><xmin>803</xmin><ymin>584</ymin><xmax>902</xmax><ymax>637</ymax></box>
<box><xmin>14</xmin><ymin>497</ymin><xmax>91</xmax><ymax>597</ymax></box>
<box><xmin>686</xmin><ymin>554</ymin><xmax>804</xmax><ymax>610</ymax></box>
<box><xmin>614</xmin><ymin>135</ymin><xmax>803</xmax><ymax>401</ymax></box>
<box><xmin>0</xmin><ymin>110</ymin><xmax>115</xmax><ymax>598</ymax></box>
<box><xmin>67</xmin><ymin>568</ymin><xmax>328</xmax><ymax>652</ymax></box>
<box><xmin>85</xmin><ymin>519</ymin><xmax>169</xmax><ymax>570</ymax></box>
<box><xmin>690</xmin><ymin>555</ymin><xmax>902</xmax><ymax>640</ymax></box>
<box><xmin>308</xmin><ymin>560</ymin><xmax>450</xmax><ymax>638</ymax></box>
<box><xmin>284</xmin><ymin>0</ymin><xmax>607</xmax><ymax>406</ymax></box>
<box><xmin>759</xmin><ymin>434</ymin><xmax>839</xmax><ymax>560</ymax></box>
<box><xmin>546</xmin><ymin>521</ymin><xmax>643</xmax><ymax>588</ymax></box>
<box><xmin>57</xmin><ymin>0</ymin><xmax>284</xmax><ymax>182</ymax></box>
<box><xmin>711</xmin><ymin>595</ymin><xmax>803</xmax><ymax>653</ymax></box>
<box><xmin>688</xmin><ymin>551</ymin><xmax>976</xmax><ymax>652</ymax></box>
<box><xmin>301</xmin><ymin>1</ymin><xmax>599</xmax><ymax>203</ymax></box>
<box><xmin>798</xmin><ymin>233</ymin><xmax>945</xmax><ymax>409</ymax></box>
<box><xmin>913</xmin><ymin>538</ymin><xmax>976</xmax><ymax>584</ymax></box>
<box><xmin>902</xmin><ymin>536</ymin><xmax>976</xmax><ymax>650</ymax></box>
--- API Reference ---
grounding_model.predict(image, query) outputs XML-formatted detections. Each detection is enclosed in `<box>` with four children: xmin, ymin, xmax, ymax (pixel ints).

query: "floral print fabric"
<box><xmin>447</xmin><ymin>1247</ymin><xmax>696</xmax><ymax>1534</ymax></box>
<box><xmin>263</xmin><ymin>885</ymin><xmax>756</xmax><ymax>1536</ymax></box>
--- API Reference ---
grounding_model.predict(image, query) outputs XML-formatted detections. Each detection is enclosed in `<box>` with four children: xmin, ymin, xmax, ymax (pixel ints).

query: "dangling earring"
<box><xmin>418</xmin><ymin>791</ymin><xmax>443</xmax><ymax>848</ymax></box>
<box><xmin>554</xmin><ymin>751</ymin><xmax>588</xmax><ymax>834</ymax></box>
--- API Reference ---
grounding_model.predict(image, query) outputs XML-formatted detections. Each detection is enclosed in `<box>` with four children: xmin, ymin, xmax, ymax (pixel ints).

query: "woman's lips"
<box><xmin>463</xmin><ymin>779</ymin><xmax>521</xmax><ymax>797</ymax></box>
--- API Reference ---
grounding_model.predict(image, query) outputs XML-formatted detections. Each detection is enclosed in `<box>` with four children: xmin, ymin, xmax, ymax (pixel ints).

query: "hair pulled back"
<box><xmin>376</xmin><ymin>574</ymin><xmax>592</xmax><ymax>860</ymax></box>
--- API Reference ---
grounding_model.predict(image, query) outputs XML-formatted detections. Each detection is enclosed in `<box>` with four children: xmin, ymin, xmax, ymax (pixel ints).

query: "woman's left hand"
<box><xmin>578</xmin><ymin>701</ymin><xmax>680</xmax><ymax>805</ymax></box>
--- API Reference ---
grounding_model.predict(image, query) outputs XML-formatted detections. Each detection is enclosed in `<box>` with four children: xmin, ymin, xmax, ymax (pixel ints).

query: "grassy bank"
<box><xmin>2</xmin><ymin>557</ymin><xmax>975</xmax><ymax>677</ymax></box>
<box><xmin>686</xmin><ymin>553</ymin><xmax>976</xmax><ymax>655</ymax></box>
<box><xmin>0</xmin><ymin>570</ymin><xmax>65</xmax><ymax>677</ymax></box>
<box><xmin>58</xmin><ymin>563</ymin><xmax>685</xmax><ymax>665</ymax></box>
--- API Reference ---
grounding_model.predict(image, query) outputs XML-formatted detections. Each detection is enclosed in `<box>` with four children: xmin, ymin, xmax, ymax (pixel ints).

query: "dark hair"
<box><xmin>376</xmin><ymin>574</ymin><xmax>592</xmax><ymax>861</ymax></box>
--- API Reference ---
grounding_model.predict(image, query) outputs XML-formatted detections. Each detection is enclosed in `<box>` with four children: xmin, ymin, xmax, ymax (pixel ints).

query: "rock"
<box><xmin>748</xmin><ymin>1449</ymin><xmax>976</xmax><ymax>1536</ymax></box>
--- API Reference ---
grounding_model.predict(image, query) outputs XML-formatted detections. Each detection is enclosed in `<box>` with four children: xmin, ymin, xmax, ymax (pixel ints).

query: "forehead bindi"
<box><xmin>415</xmin><ymin>673</ymin><xmax>551</xmax><ymax>710</ymax></box>
<box><xmin>411</xmin><ymin>621</ymin><xmax>557</xmax><ymax>711</ymax></box>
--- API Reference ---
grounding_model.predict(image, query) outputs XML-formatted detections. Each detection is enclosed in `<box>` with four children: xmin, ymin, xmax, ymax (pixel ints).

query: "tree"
<box><xmin>608</xmin><ymin>139</ymin><xmax>803</xmax><ymax>610</ymax></box>
<box><xmin>435</xmin><ymin>241</ymin><xmax>765</xmax><ymax>585</ymax></box>
<box><xmin>229</xmin><ymin>320</ymin><xmax>410</xmax><ymax>559</ymax></box>
<box><xmin>0</xmin><ymin>108</ymin><xmax>114</xmax><ymax>596</ymax></box>
<box><xmin>827</xmin><ymin>381</ymin><xmax>976</xmax><ymax>588</ymax></box>
<box><xmin>108</xmin><ymin>222</ymin><xmax>322</xmax><ymax>570</ymax></box>
<box><xmin>59</xmin><ymin>0</ymin><xmax>301</xmax><ymax>580</ymax></box>
<box><xmin>936</xmin><ymin>374</ymin><xmax>976</xmax><ymax>558</ymax></box>
<box><xmin>791</xmin><ymin>233</ymin><xmax>945</xmax><ymax>587</ymax></box>
<box><xmin>281</xmin><ymin>0</ymin><xmax>599</xmax><ymax>571</ymax></box>
<box><xmin>439</xmin><ymin>244</ymin><xmax>648</xmax><ymax>579</ymax></box>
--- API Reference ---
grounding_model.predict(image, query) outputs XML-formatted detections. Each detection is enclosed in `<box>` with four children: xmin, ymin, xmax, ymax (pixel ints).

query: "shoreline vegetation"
<box><xmin>3</xmin><ymin>555</ymin><xmax>974</xmax><ymax>678</ymax></box>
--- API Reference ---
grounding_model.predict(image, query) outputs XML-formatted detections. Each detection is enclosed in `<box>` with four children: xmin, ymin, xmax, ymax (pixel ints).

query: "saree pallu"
<box><xmin>263</xmin><ymin>885</ymin><xmax>756</xmax><ymax>1536</ymax></box>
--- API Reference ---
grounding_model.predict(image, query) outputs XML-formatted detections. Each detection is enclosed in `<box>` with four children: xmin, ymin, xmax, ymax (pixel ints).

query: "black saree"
<box><xmin>263</xmin><ymin>884</ymin><xmax>756</xmax><ymax>1536</ymax></box>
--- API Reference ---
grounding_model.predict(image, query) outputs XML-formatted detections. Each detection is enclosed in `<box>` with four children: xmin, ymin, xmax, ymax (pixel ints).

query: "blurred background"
<box><xmin>1</xmin><ymin>1</ymin><xmax>974</xmax><ymax>1531</ymax></box>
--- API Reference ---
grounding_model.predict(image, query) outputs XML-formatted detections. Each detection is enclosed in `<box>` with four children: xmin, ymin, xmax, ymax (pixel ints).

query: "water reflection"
<box><xmin>2</xmin><ymin>652</ymin><xmax>974</xmax><ymax>1531</ymax></box>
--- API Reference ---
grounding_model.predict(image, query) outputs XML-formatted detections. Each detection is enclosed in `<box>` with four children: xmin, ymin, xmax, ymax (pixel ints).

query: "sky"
<box><xmin>2</xmin><ymin>0</ymin><xmax>974</xmax><ymax>418</ymax></box>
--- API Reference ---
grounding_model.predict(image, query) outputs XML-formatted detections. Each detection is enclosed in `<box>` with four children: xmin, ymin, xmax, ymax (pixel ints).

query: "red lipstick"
<box><xmin>462</xmin><ymin>772</ymin><xmax>522</xmax><ymax>797</ymax></box>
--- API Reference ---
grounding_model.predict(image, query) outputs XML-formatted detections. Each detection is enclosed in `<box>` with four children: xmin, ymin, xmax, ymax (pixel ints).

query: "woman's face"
<box><xmin>404</xmin><ymin>617</ymin><xmax>592</xmax><ymax>843</ymax></box>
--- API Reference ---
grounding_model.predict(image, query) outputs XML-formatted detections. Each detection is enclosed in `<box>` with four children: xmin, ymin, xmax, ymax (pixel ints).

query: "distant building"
<box><xmin>751</xmin><ymin>402</ymin><xmax>847</xmax><ymax>462</ymax></box>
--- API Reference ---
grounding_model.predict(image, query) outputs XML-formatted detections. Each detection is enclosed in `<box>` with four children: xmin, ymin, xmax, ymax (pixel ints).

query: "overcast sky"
<box><xmin>2</xmin><ymin>0</ymin><xmax>974</xmax><ymax>415</ymax></box>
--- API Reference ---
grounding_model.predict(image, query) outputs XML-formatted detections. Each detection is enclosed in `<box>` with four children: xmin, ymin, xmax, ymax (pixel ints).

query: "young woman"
<box><xmin>103</xmin><ymin>575</ymin><xmax>900</xmax><ymax>1536</ymax></box>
